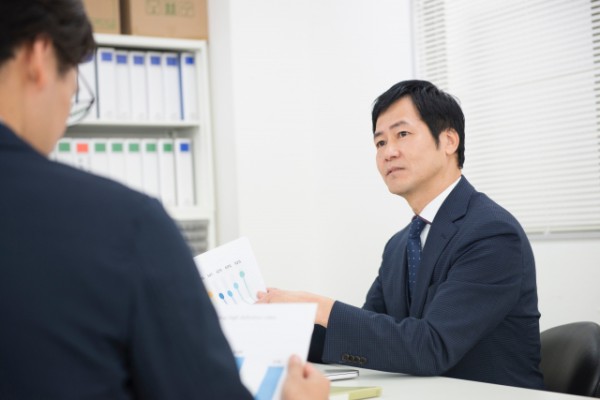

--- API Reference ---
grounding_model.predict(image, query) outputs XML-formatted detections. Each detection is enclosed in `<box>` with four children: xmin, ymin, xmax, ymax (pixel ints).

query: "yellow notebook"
<box><xmin>329</xmin><ymin>386</ymin><xmax>382</xmax><ymax>400</ymax></box>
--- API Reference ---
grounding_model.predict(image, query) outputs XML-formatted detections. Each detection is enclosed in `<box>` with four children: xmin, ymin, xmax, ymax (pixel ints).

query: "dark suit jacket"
<box><xmin>310</xmin><ymin>176</ymin><xmax>545</xmax><ymax>389</ymax></box>
<box><xmin>0</xmin><ymin>124</ymin><xmax>252</xmax><ymax>399</ymax></box>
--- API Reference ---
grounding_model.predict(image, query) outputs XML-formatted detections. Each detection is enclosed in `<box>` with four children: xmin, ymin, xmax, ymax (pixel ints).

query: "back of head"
<box><xmin>372</xmin><ymin>80</ymin><xmax>466</xmax><ymax>168</ymax></box>
<box><xmin>0</xmin><ymin>0</ymin><xmax>96</xmax><ymax>73</ymax></box>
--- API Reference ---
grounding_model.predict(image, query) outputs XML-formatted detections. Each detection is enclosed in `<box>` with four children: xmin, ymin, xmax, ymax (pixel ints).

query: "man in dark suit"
<box><xmin>258</xmin><ymin>80</ymin><xmax>545</xmax><ymax>389</ymax></box>
<box><xmin>0</xmin><ymin>1</ymin><xmax>328</xmax><ymax>399</ymax></box>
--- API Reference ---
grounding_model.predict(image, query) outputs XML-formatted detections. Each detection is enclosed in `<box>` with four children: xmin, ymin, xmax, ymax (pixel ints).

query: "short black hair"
<box><xmin>372</xmin><ymin>80</ymin><xmax>465</xmax><ymax>168</ymax></box>
<box><xmin>0</xmin><ymin>0</ymin><xmax>96</xmax><ymax>74</ymax></box>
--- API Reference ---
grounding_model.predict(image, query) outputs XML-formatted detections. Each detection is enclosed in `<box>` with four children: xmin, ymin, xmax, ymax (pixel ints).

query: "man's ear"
<box><xmin>22</xmin><ymin>37</ymin><xmax>54</xmax><ymax>89</ymax></box>
<box><xmin>442</xmin><ymin>128</ymin><xmax>460</xmax><ymax>156</ymax></box>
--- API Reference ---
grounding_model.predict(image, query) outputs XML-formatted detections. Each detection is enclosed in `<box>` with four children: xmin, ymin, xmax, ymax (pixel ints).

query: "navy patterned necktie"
<box><xmin>407</xmin><ymin>216</ymin><xmax>427</xmax><ymax>301</ymax></box>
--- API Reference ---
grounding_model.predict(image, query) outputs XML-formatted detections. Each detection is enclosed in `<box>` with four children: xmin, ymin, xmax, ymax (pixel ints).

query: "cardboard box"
<box><xmin>82</xmin><ymin>0</ymin><xmax>121</xmax><ymax>34</ymax></box>
<box><xmin>121</xmin><ymin>0</ymin><xmax>208</xmax><ymax>40</ymax></box>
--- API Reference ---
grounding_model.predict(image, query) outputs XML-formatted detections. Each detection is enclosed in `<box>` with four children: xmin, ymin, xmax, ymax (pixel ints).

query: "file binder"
<box><xmin>146</xmin><ymin>52</ymin><xmax>165</xmax><ymax>121</ymax></box>
<box><xmin>129</xmin><ymin>51</ymin><xmax>148</xmax><ymax>121</ymax></box>
<box><xmin>78</xmin><ymin>52</ymin><xmax>98</xmax><ymax>121</ymax></box>
<box><xmin>73</xmin><ymin>140</ymin><xmax>91</xmax><ymax>171</ymax></box>
<box><xmin>125</xmin><ymin>139</ymin><xmax>143</xmax><ymax>191</ymax></box>
<box><xmin>162</xmin><ymin>52</ymin><xmax>182</xmax><ymax>121</ymax></box>
<box><xmin>114</xmin><ymin>50</ymin><xmax>131</xmax><ymax>120</ymax></box>
<box><xmin>174</xmin><ymin>138</ymin><xmax>195</xmax><ymax>207</ymax></box>
<box><xmin>107</xmin><ymin>138</ymin><xmax>127</xmax><ymax>185</ymax></box>
<box><xmin>55</xmin><ymin>138</ymin><xmax>75</xmax><ymax>166</ymax></box>
<box><xmin>96</xmin><ymin>47</ymin><xmax>117</xmax><ymax>120</ymax></box>
<box><xmin>141</xmin><ymin>139</ymin><xmax>160</xmax><ymax>198</ymax></box>
<box><xmin>89</xmin><ymin>139</ymin><xmax>110</xmax><ymax>178</ymax></box>
<box><xmin>157</xmin><ymin>138</ymin><xmax>177</xmax><ymax>207</ymax></box>
<box><xmin>180</xmin><ymin>52</ymin><xmax>199</xmax><ymax>121</ymax></box>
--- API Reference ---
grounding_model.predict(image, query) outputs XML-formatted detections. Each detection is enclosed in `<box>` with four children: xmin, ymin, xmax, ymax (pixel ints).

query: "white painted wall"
<box><xmin>533</xmin><ymin>239</ymin><xmax>600</xmax><ymax>330</ymax></box>
<box><xmin>208</xmin><ymin>0</ymin><xmax>600</xmax><ymax>330</ymax></box>
<box><xmin>209</xmin><ymin>0</ymin><xmax>414</xmax><ymax>306</ymax></box>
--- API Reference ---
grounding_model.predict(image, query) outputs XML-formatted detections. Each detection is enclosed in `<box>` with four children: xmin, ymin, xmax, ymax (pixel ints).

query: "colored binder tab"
<box><xmin>157</xmin><ymin>138</ymin><xmax>176</xmax><ymax>207</ymax></box>
<box><xmin>89</xmin><ymin>140</ymin><xmax>110</xmax><ymax>178</ymax></box>
<box><xmin>125</xmin><ymin>140</ymin><xmax>143</xmax><ymax>191</ymax></box>
<box><xmin>96</xmin><ymin>47</ymin><xmax>117</xmax><ymax>120</ymax></box>
<box><xmin>146</xmin><ymin>52</ymin><xmax>165</xmax><ymax>121</ymax></box>
<box><xmin>180</xmin><ymin>52</ymin><xmax>199</xmax><ymax>121</ymax></box>
<box><xmin>162</xmin><ymin>52</ymin><xmax>182</xmax><ymax>121</ymax></box>
<box><xmin>115</xmin><ymin>51</ymin><xmax>131</xmax><ymax>120</ymax></box>
<box><xmin>129</xmin><ymin>51</ymin><xmax>148</xmax><ymax>121</ymax></box>
<box><xmin>174</xmin><ymin>138</ymin><xmax>195</xmax><ymax>207</ymax></box>
<box><xmin>141</xmin><ymin>139</ymin><xmax>160</xmax><ymax>198</ymax></box>
<box><xmin>107</xmin><ymin>139</ymin><xmax>127</xmax><ymax>185</ymax></box>
<box><xmin>55</xmin><ymin>138</ymin><xmax>75</xmax><ymax>166</ymax></box>
<box><xmin>73</xmin><ymin>140</ymin><xmax>91</xmax><ymax>171</ymax></box>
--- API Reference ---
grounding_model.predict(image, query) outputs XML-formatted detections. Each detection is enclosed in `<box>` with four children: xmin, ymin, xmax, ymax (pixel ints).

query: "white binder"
<box><xmin>180</xmin><ymin>52</ymin><xmax>199</xmax><ymax>121</ymax></box>
<box><xmin>157</xmin><ymin>138</ymin><xmax>177</xmax><ymax>207</ymax></box>
<box><xmin>129</xmin><ymin>51</ymin><xmax>148</xmax><ymax>121</ymax></box>
<box><xmin>73</xmin><ymin>139</ymin><xmax>91</xmax><ymax>172</ymax></box>
<box><xmin>96</xmin><ymin>47</ymin><xmax>117</xmax><ymax>120</ymax></box>
<box><xmin>107</xmin><ymin>138</ymin><xmax>127</xmax><ymax>185</ymax></box>
<box><xmin>141</xmin><ymin>138</ymin><xmax>161</xmax><ymax>198</ymax></box>
<box><xmin>125</xmin><ymin>139</ymin><xmax>143</xmax><ymax>191</ymax></box>
<box><xmin>174</xmin><ymin>138</ymin><xmax>195</xmax><ymax>207</ymax></box>
<box><xmin>89</xmin><ymin>139</ymin><xmax>110</xmax><ymax>178</ymax></box>
<box><xmin>162</xmin><ymin>52</ymin><xmax>182</xmax><ymax>121</ymax></box>
<box><xmin>146</xmin><ymin>52</ymin><xmax>165</xmax><ymax>121</ymax></box>
<box><xmin>55</xmin><ymin>138</ymin><xmax>75</xmax><ymax>166</ymax></box>
<box><xmin>115</xmin><ymin>50</ymin><xmax>131</xmax><ymax>121</ymax></box>
<box><xmin>78</xmin><ymin>52</ymin><xmax>98</xmax><ymax>121</ymax></box>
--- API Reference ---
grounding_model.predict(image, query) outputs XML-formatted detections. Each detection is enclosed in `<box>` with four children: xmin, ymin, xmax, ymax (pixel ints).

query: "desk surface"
<box><xmin>320</xmin><ymin>366</ymin><xmax>586</xmax><ymax>400</ymax></box>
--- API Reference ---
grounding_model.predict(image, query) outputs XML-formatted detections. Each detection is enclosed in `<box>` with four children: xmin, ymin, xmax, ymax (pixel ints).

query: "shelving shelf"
<box><xmin>65</xmin><ymin>33</ymin><xmax>216</xmax><ymax>255</ymax></box>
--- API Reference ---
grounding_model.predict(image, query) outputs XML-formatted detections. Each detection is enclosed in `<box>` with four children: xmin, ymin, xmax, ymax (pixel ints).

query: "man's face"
<box><xmin>374</xmin><ymin>96</ymin><xmax>453</xmax><ymax>204</ymax></box>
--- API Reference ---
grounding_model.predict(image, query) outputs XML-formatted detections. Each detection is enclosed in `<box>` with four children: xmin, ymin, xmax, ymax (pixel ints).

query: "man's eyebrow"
<box><xmin>373</xmin><ymin>120</ymin><xmax>410</xmax><ymax>138</ymax></box>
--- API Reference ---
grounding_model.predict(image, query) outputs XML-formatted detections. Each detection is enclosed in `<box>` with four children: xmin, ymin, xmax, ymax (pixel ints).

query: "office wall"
<box><xmin>209</xmin><ymin>0</ymin><xmax>414</xmax><ymax>305</ymax></box>
<box><xmin>208</xmin><ymin>0</ymin><xmax>600</xmax><ymax>330</ymax></box>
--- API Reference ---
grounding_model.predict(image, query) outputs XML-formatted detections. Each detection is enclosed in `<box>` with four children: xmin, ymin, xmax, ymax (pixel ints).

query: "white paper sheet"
<box><xmin>217</xmin><ymin>303</ymin><xmax>317</xmax><ymax>400</ymax></box>
<box><xmin>194</xmin><ymin>237</ymin><xmax>266</xmax><ymax>305</ymax></box>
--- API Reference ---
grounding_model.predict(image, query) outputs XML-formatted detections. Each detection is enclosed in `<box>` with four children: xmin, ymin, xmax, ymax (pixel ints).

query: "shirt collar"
<box><xmin>419</xmin><ymin>176</ymin><xmax>462</xmax><ymax>224</ymax></box>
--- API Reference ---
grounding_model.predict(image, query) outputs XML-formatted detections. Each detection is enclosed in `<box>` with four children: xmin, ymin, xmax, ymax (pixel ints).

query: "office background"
<box><xmin>207</xmin><ymin>0</ymin><xmax>600</xmax><ymax>331</ymax></box>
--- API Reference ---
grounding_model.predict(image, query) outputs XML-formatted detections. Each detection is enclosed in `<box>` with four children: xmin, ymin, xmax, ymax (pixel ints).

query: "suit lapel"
<box><xmin>409</xmin><ymin>177</ymin><xmax>475</xmax><ymax>316</ymax></box>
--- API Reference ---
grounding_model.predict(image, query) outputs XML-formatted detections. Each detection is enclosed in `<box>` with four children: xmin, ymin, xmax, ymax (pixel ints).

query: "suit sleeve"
<box><xmin>321</xmin><ymin>219</ymin><xmax>525</xmax><ymax>376</ymax></box>
<box><xmin>126</xmin><ymin>198</ymin><xmax>252</xmax><ymax>399</ymax></box>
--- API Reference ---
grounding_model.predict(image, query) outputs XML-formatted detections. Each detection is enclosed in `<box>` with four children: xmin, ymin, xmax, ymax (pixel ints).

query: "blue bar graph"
<box><xmin>235</xmin><ymin>356</ymin><xmax>245</xmax><ymax>370</ymax></box>
<box><xmin>255</xmin><ymin>366</ymin><xmax>284</xmax><ymax>400</ymax></box>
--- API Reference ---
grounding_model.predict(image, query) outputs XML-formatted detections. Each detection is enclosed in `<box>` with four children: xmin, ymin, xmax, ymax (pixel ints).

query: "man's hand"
<box><xmin>256</xmin><ymin>288</ymin><xmax>335</xmax><ymax>327</ymax></box>
<box><xmin>281</xmin><ymin>355</ymin><xmax>330</xmax><ymax>400</ymax></box>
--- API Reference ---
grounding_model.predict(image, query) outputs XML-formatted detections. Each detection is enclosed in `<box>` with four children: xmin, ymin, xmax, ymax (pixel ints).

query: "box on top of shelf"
<box><xmin>120</xmin><ymin>0</ymin><xmax>208</xmax><ymax>40</ymax></box>
<box><xmin>82</xmin><ymin>0</ymin><xmax>121</xmax><ymax>34</ymax></box>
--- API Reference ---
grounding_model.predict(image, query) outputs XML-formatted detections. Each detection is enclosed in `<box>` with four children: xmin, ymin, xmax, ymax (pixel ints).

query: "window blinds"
<box><xmin>413</xmin><ymin>0</ymin><xmax>600</xmax><ymax>236</ymax></box>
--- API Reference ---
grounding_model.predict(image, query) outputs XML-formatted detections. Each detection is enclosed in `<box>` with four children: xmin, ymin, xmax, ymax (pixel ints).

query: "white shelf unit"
<box><xmin>66</xmin><ymin>33</ymin><xmax>216</xmax><ymax>254</ymax></box>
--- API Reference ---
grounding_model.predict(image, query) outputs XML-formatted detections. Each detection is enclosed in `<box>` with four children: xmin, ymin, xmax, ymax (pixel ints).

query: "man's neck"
<box><xmin>407</xmin><ymin>169</ymin><xmax>462</xmax><ymax>215</ymax></box>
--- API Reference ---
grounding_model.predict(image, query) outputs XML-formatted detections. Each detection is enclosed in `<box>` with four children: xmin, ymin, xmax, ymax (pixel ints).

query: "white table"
<box><xmin>319</xmin><ymin>366</ymin><xmax>587</xmax><ymax>400</ymax></box>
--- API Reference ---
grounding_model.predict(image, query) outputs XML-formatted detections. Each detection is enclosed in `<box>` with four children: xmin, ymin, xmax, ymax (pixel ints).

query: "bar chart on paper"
<box><xmin>193</xmin><ymin>237</ymin><xmax>267</xmax><ymax>305</ymax></box>
<box><xmin>217</xmin><ymin>304</ymin><xmax>317</xmax><ymax>400</ymax></box>
<box><xmin>236</xmin><ymin>357</ymin><xmax>285</xmax><ymax>400</ymax></box>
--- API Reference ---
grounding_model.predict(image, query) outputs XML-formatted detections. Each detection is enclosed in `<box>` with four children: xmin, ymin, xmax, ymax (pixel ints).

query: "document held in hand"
<box><xmin>217</xmin><ymin>304</ymin><xmax>317</xmax><ymax>400</ymax></box>
<box><xmin>194</xmin><ymin>238</ymin><xmax>318</xmax><ymax>400</ymax></box>
<box><xmin>194</xmin><ymin>237</ymin><xmax>267</xmax><ymax>305</ymax></box>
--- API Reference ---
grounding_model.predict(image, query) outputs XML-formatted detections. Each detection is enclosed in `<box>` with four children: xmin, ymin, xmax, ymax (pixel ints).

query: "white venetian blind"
<box><xmin>413</xmin><ymin>0</ymin><xmax>600</xmax><ymax>236</ymax></box>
